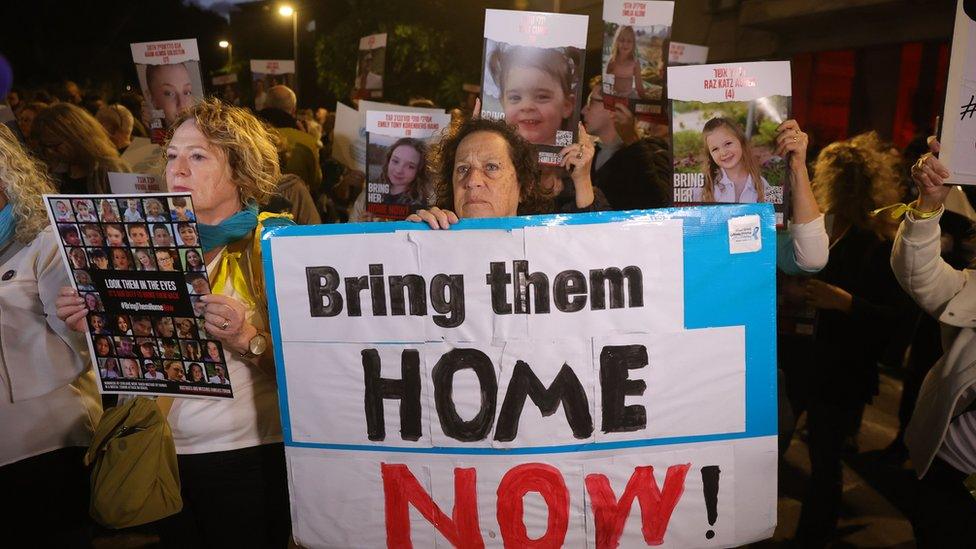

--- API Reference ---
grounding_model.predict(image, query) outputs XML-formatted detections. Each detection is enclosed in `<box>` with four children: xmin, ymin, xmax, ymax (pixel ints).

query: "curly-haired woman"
<box><xmin>57</xmin><ymin>99</ymin><xmax>293</xmax><ymax>547</ymax></box>
<box><xmin>793</xmin><ymin>132</ymin><xmax>915</xmax><ymax>544</ymax></box>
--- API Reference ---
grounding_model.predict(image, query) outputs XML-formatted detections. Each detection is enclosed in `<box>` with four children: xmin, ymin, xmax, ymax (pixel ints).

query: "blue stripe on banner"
<box><xmin>260</xmin><ymin>204</ymin><xmax>778</xmax><ymax>453</ymax></box>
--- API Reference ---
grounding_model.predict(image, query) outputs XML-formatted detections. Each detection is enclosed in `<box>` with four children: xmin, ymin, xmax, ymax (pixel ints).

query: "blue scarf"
<box><xmin>197</xmin><ymin>202</ymin><xmax>259</xmax><ymax>253</ymax></box>
<box><xmin>0</xmin><ymin>204</ymin><xmax>15</xmax><ymax>248</ymax></box>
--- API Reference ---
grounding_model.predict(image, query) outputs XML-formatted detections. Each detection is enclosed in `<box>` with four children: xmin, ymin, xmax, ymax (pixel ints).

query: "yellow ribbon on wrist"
<box><xmin>871</xmin><ymin>200</ymin><xmax>943</xmax><ymax>221</ymax></box>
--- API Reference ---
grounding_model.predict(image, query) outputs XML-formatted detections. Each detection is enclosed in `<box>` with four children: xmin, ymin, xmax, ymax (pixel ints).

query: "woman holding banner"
<box><xmin>409</xmin><ymin>117</ymin><xmax>591</xmax><ymax>227</ymax></box>
<box><xmin>56</xmin><ymin>99</ymin><xmax>293</xmax><ymax>547</ymax></box>
<box><xmin>0</xmin><ymin>124</ymin><xmax>102</xmax><ymax>545</ymax></box>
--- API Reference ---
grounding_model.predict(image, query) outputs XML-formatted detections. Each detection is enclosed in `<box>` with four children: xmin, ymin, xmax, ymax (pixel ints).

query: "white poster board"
<box><xmin>669</xmin><ymin>42</ymin><xmax>709</xmax><ymax>66</ymax></box>
<box><xmin>939</xmin><ymin>0</ymin><xmax>976</xmax><ymax>185</ymax></box>
<box><xmin>262</xmin><ymin>204</ymin><xmax>779</xmax><ymax>547</ymax></box>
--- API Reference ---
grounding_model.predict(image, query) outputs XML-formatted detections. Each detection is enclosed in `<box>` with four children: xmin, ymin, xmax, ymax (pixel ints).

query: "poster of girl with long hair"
<box><xmin>601</xmin><ymin>1</ymin><xmax>674</xmax><ymax>123</ymax></box>
<box><xmin>669</xmin><ymin>61</ymin><xmax>793</xmax><ymax>226</ymax></box>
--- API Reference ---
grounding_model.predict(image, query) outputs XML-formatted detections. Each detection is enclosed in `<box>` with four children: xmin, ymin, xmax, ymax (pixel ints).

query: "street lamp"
<box><xmin>278</xmin><ymin>5</ymin><xmax>298</xmax><ymax>94</ymax></box>
<box><xmin>218</xmin><ymin>40</ymin><xmax>232</xmax><ymax>66</ymax></box>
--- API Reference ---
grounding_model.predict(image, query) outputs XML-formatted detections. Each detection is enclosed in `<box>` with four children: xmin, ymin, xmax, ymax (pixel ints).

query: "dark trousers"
<box><xmin>157</xmin><ymin>443</ymin><xmax>291</xmax><ymax>548</ymax></box>
<box><xmin>0</xmin><ymin>446</ymin><xmax>91</xmax><ymax>547</ymax></box>
<box><xmin>913</xmin><ymin>456</ymin><xmax>976</xmax><ymax>547</ymax></box>
<box><xmin>796</xmin><ymin>398</ymin><xmax>863</xmax><ymax>544</ymax></box>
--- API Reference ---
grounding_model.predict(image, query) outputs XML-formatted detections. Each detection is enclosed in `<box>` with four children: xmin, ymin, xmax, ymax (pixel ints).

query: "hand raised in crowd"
<box><xmin>912</xmin><ymin>137</ymin><xmax>952</xmax><ymax>213</ymax></box>
<box><xmin>407</xmin><ymin>206</ymin><xmax>460</xmax><ymax>230</ymax></box>
<box><xmin>200</xmin><ymin>293</ymin><xmax>256</xmax><ymax>355</ymax></box>
<box><xmin>560</xmin><ymin>123</ymin><xmax>596</xmax><ymax>209</ymax></box>
<box><xmin>55</xmin><ymin>286</ymin><xmax>90</xmax><ymax>332</ymax></box>
<box><xmin>804</xmin><ymin>279</ymin><xmax>853</xmax><ymax>314</ymax></box>
<box><xmin>609</xmin><ymin>103</ymin><xmax>639</xmax><ymax>145</ymax></box>
<box><xmin>775</xmin><ymin>119</ymin><xmax>809</xmax><ymax>173</ymax></box>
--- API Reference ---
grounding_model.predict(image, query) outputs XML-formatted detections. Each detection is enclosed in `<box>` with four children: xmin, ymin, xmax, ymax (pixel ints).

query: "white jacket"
<box><xmin>891</xmin><ymin>209</ymin><xmax>976</xmax><ymax>477</ymax></box>
<box><xmin>0</xmin><ymin>227</ymin><xmax>101</xmax><ymax>465</ymax></box>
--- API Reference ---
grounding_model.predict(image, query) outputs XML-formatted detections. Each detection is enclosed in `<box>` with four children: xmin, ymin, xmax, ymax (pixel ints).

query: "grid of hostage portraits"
<box><xmin>46</xmin><ymin>193</ymin><xmax>233</xmax><ymax>399</ymax></box>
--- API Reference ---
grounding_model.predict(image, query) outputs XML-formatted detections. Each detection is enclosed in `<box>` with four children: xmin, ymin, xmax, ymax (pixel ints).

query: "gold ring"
<box><xmin>221</xmin><ymin>320</ymin><xmax>229</xmax><ymax>330</ymax></box>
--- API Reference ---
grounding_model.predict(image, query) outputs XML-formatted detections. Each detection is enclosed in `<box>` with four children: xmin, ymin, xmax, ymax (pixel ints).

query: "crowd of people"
<box><xmin>2</xmin><ymin>58</ymin><xmax>975</xmax><ymax>547</ymax></box>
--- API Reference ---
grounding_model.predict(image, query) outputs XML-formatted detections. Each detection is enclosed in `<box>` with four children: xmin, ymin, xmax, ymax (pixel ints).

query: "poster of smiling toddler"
<box><xmin>480</xmin><ymin>9</ymin><xmax>588</xmax><ymax>165</ymax></box>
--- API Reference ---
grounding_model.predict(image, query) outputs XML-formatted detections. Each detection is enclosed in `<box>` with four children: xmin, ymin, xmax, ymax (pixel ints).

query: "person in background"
<box><xmin>15</xmin><ymin>102</ymin><xmax>47</xmax><ymax>142</ymax></box>
<box><xmin>31</xmin><ymin>103</ymin><xmax>130</xmax><ymax>194</ymax></box>
<box><xmin>793</xmin><ymin>134</ymin><xmax>914</xmax><ymax>545</ymax></box>
<box><xmin>81</xmin><ymin>92</ymin><xmax>105</xmax><ymax>117</ymax></box>
<box><xmin>265</xmin><ymin>128</ymin><xmax>321</xmax><ymax>225</ymax></box>
<box><xmin>57</xmin><ymin>80</ymin><xmax>82</xmax><ymax>105</ymax></box>
<box><xmin>258</xmin><ymin>85</ymin><xmax>322</xmax><ymax>194</ymax></box>
<box><xmin>96</xmin><ymin>104</ymin><xmax>135</xmax><ymax>153</ymax></box>
<box><xmin>0</xmin><ymin>124</ymin><xmax>102</xmax><ymax>546</ymax></box>
<box><xmin>581</xmin><ymin>76</ymin><xmax>670</xmax><ymax>210</ymax></box>
<box><xmin>119</xmin><ymin>92</ymin><xmax>150</xmax><ymax>139</ymax></box>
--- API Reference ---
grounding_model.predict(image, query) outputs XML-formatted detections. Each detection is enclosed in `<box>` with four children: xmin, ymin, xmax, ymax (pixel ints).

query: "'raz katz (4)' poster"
<box><xmin>601</xmin><ymin>1</ymin><xmax>674</xmax><ymax>124</ymax></box>
<box><xmin>669</xmin><ymin>61</ymin><xmax>793</xmax><ymax>226</ymax></box>
<box><xmin>364</xmin><ymin>109</ymin><xmax>451</xmax><ymax>220</ymax></box>
<box><xmin>481</xmin><ymin>9</ymin><xmax>588</xmax><ymax>165</ymax></box>
<box><xmin>130</xmin><ymin>39</ymin><xmax>205</xmax><ymax>145</ymax></box>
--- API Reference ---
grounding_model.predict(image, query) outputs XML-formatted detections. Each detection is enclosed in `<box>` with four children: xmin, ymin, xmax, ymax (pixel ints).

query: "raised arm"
<box><xmin>890</xmin><ymin>139</ymin><xmax>967</xmax><ymax>316</ymax></box>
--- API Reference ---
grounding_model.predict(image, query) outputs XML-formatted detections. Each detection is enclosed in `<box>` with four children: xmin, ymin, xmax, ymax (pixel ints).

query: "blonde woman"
<box><xmin>0</xmin><ymin>124</ymin><xmax>102</xmax><ymax>545</ymax></box>
<box><xmin>31</xmin><ymin>102</ymin><xmax>130</xmax><ymax>194</ymax></box>
<box><xmin>58</xmin><ymin>98</ymin><xmax>293</xmax><ymax>547</ymax></box>
<box><xmin>95</xmin><ymin>104</ymin><xmax>135</xmax><ymax>153</ymax></box>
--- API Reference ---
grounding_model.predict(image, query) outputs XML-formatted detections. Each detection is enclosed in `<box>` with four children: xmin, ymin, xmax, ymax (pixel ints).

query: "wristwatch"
<box><xmin>240</xmin><ymin>332</ymin><xmax>269</xmax><ymax>359</ymax></box>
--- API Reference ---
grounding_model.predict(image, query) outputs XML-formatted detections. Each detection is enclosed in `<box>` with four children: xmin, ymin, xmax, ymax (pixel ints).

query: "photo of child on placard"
<box><xmin>601</xmin><ymin>1</ymin><xmax>674</xmax><ymax>121</ymax></box>
<box><xmin>353</xmin><ymin>33</ymin><xmax>387</xmax><ymax>100</ymax></box>
<box><xmin>250</xmin><ymin>60</ymin><xmax>296</xmax><ymax>111</ymax></box>
<box><xmin>130</xmin><ymin>39</ymin><xmax>204</xmax><ymax>144</ymax></box>
<box><xmin>672</xmin><ymin>98</ymin><xmax>789</xmax><ymax>203</ymax></box>
<box><xmin>670</xmin><ymin>61</ymin><xmax>793</xmax><ymax>225</ymax></box>
<box><xmin>361</xmin><ymin>109</ymin><xmax>451</xmax><ymax>220</ymax></box>
<box><xmin>481</xmin><ymin>9</ymin><xmax>588</xmax><ymax>165</ymax></box>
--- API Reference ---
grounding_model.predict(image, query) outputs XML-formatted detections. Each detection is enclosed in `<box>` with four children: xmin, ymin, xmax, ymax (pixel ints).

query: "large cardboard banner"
<box><xmin>262</xmin><ymin>204</ymin><xmax>777</xmax><ymax>548</ymax></box>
